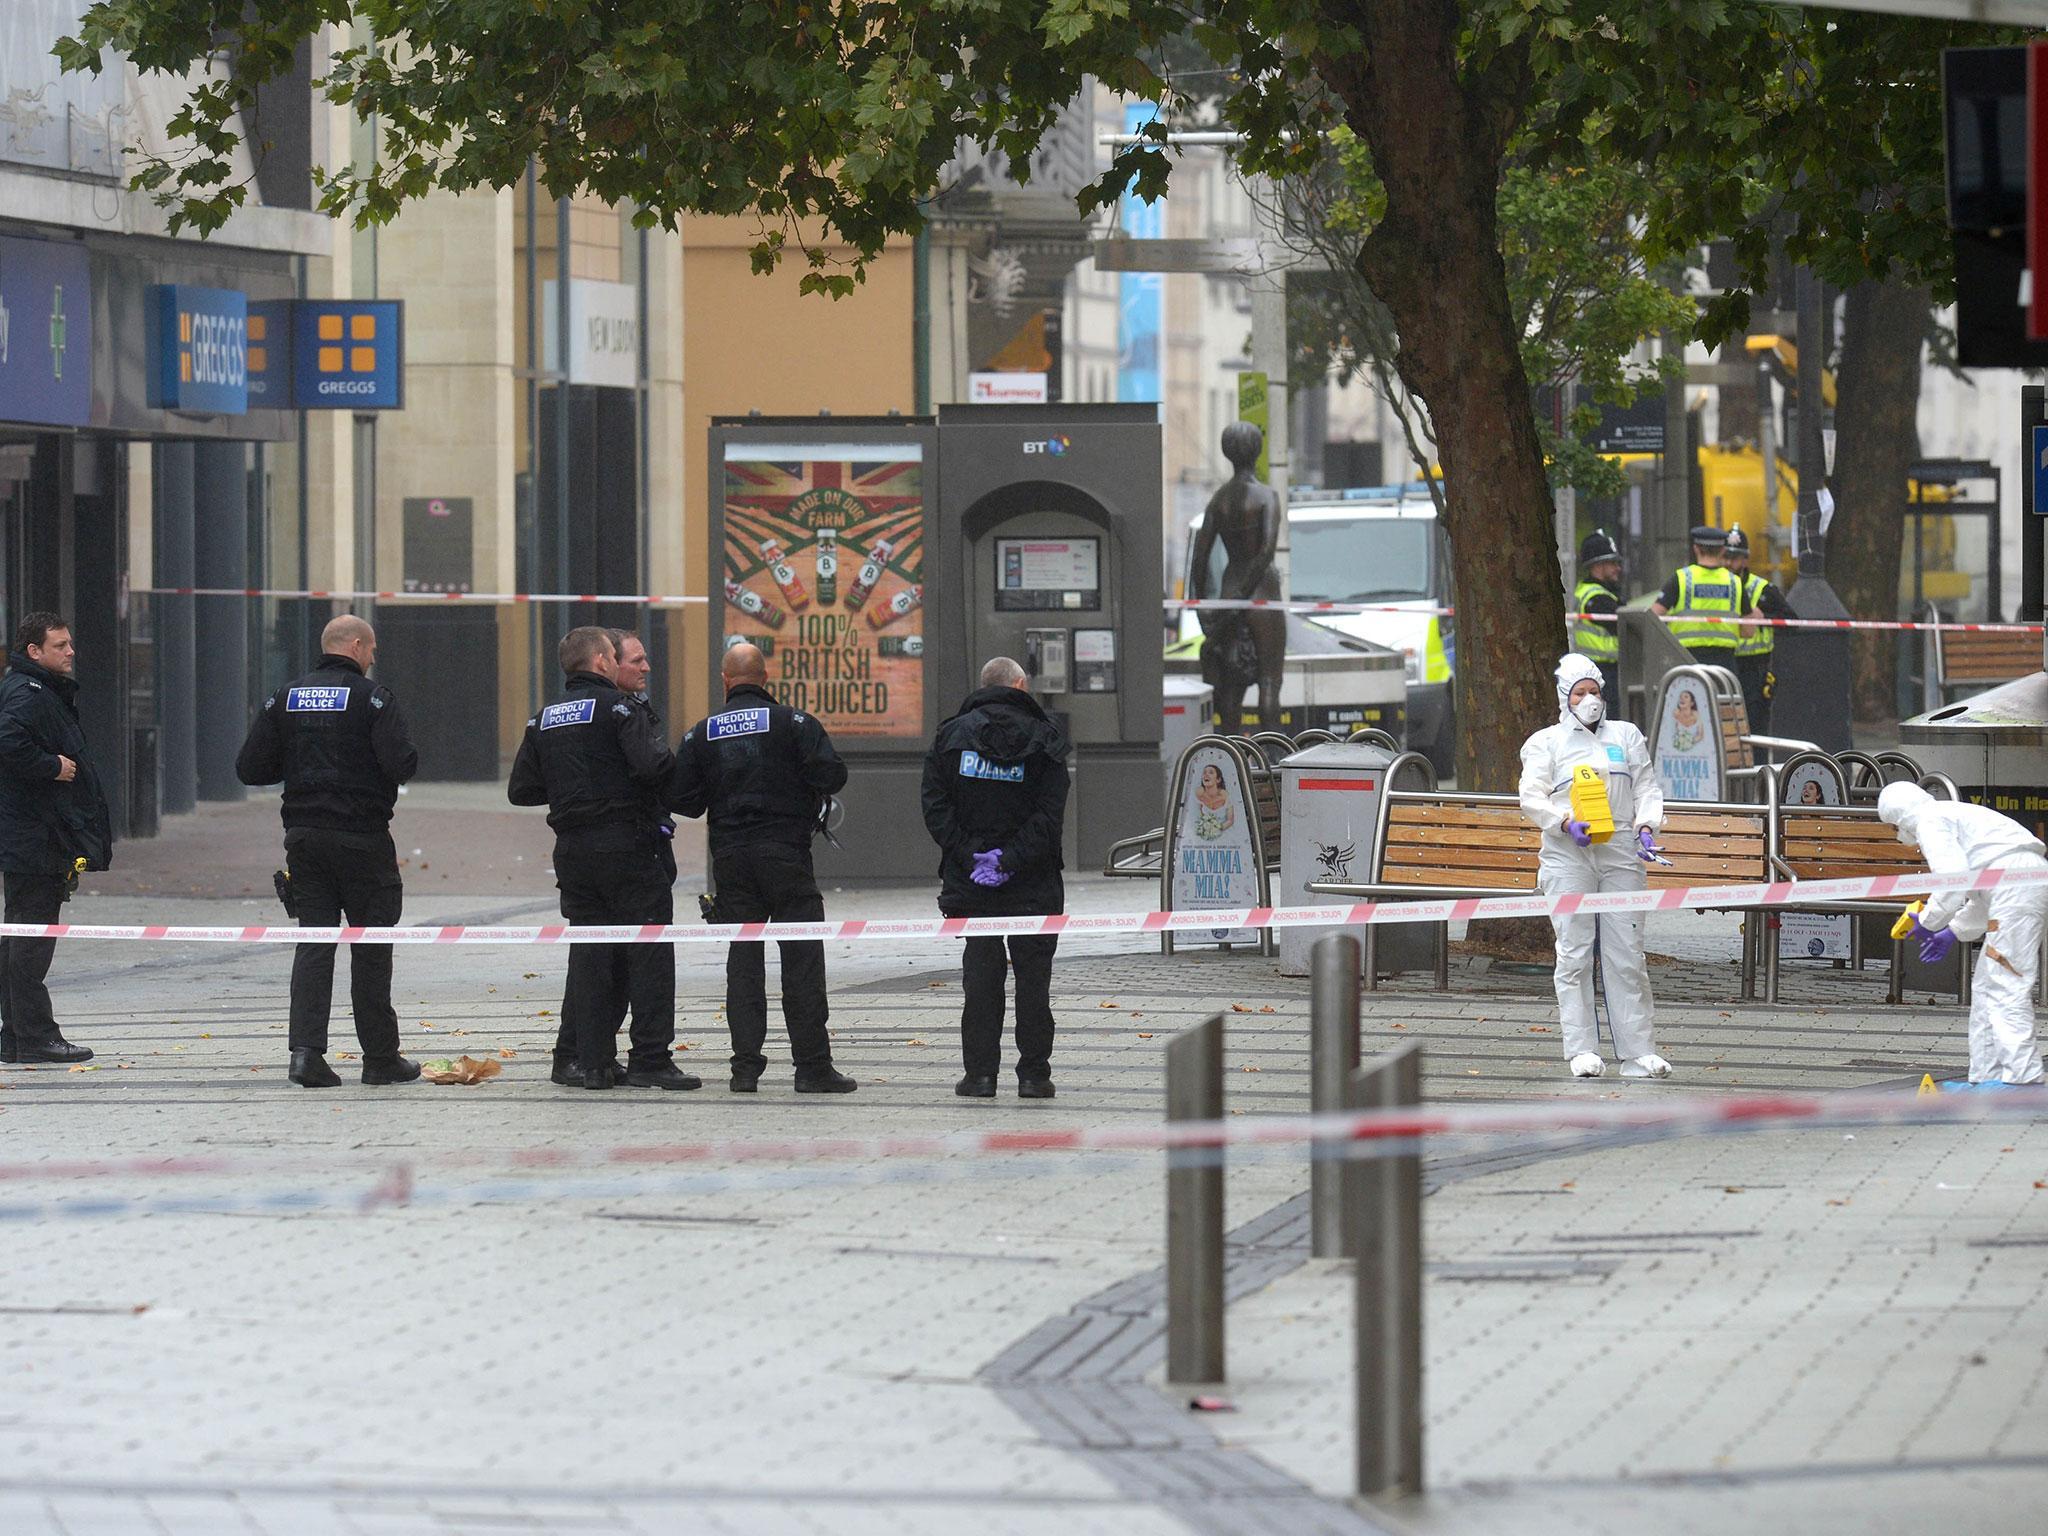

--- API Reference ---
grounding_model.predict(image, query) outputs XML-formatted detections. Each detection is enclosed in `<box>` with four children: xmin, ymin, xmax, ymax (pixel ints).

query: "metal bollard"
<box><xmin>1165</xmin><ymin>1012</ymin><xmax>1226</xmax><ymax>1384</ymax></box>
<box><xmin>1310</xmin><ymin>933</ymin><xmax>1362</xmax><ymax>1258</ymax></box>
<box><xmin>1353</xmin><ymin>1041</ymin><xmax>1423</xmax><ymax>1498</ymax></box>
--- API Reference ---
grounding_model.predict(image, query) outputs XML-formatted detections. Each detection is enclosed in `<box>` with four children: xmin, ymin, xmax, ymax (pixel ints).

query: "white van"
<box><xmin>1179</xmin><ymin>483</ymin><xmax>1455</xmax><ymax>773</ymax></box>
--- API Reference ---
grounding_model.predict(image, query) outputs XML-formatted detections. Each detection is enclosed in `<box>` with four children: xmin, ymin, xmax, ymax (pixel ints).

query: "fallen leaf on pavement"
<box><xmin>1389</xmin><ymin>1022</ymin><xmax>1406</xmax><ymax>1030</ymax></box>
<box><xmin>1827</xmin><ymin>1199</ymin><xmax>1849</xmax><ymax>1206</ymax></box>
<box><xmin>1259</xmin><ymin>1005</ymin><xmax>1277</xmax><ymax>1014</ymax></box>
<box><xmin>1099</xmin><ymin>1001</ymin><xmax>1121</xmax><ymax>1009</ymax></box>
<box><xmin>1137</xmin><ymin>1032</ymin><xmax>1155</xmax><ymax>1039</ymax></box>
<box><xmin>1529</xmin><ymin>1026</ymin><xmax>1550</xmax><ymax>1033</ymax></box>
<box><xmin>67</xmin><ymin>1063</ymin><xmax>97</xmax><ymax>1073</ymax></box>
<box><xmin>1230</xmin><ymin>1003</ymin><xmax>1251</xmax><ymax>1013</ymax></box>
<box><xmin>907</xmin><ymin>1038</ymin><xmax>929</xmax><ymax>1047</ymax></box>
<box><xmin>422</xmin><ymin>1056</ymin><xmax>502</xmax><ymax>1085</ymax></box>
<box><xmin>497</xmin><ymin>1048</ymin><xmax>517</xmax><ymax>1059</ymax></box>
<box><xmin>522</xmin><ymin>972</ymin><xmax>539</xmax><ymax>980</ymax></box>
<box><xmin>1241</xmin><ymin>1065</ymin><xmax>1260</xmax><ymax>1073</ymax></box>
<box><xmin>1724</xmin><ymin>1186</ymin><xmax>1745</xmax><ymax>1194</ymax></box>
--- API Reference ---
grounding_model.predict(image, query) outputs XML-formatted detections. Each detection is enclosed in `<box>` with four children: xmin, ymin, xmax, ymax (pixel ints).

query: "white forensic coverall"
<box><xmin>1878</xmin><ymin>782</ymin><xmax>2047</xmax><ymax>1085</ymax></box>
<box><xmin>1518</xmin><ymin>656</ymin><xmax>1665</xmax><ymax>1063</ymax></box>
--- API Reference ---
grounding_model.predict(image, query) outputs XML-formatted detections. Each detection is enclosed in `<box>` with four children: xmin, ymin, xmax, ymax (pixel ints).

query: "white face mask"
<box><xmin>1571</xmin><ymin>694</ymin><xmax>1604</xmax><ymax>727</ymax></box>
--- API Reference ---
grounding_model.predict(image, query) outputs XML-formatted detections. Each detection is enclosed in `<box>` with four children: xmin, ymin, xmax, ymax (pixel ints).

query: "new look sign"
<box><xmin>148</xmin><ymin>285</ymin><xmax>248</xmax><ymax>413</ymax></box>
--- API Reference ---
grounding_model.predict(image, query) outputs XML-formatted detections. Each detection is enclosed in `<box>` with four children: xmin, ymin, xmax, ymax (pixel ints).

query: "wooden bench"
<box><xmin>1769</xmin><ymin>803</ymin><xmax>1959</xmax><ymax>1004</ymax></box>
<box><xmin>1311</xmin><ymin>790</ymin><xmax>1773</xmax><ymax>994</ymax></box>
<box><xmin>1935</xmin><ymin>627</ymin><xmax>2041</xmax><ymax>702</ymax></box>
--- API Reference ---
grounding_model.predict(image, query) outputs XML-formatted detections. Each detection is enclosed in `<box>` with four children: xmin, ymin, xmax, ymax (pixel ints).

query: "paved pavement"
<box><xmin>0</xmin><ymin>793</ymin><xmax>2041</xmax><ymax>1533</ymax></box>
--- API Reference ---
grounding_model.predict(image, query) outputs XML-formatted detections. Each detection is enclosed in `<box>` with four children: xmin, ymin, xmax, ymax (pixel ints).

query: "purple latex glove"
<box><xmin>1912</xmin><ymin>918</ymin><xmax>1956</xmax><ymax>965</ymax></box>
<box><xmin>970</xmin><ymin>848</ymin><xmax>1010</xmax><ymax>888</ymax></box>
<box><xmin>1565</xmin><ymin>820</ymin><xmax>1593</xmax><ymax>848</ymax></box>
<box><xmin>1636</xmin><ymin>826</ymin><xmax>1659</xmax><ymax>862</ymax></box>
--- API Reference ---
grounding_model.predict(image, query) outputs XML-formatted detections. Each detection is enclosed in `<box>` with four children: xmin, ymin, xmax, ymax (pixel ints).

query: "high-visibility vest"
<box><xmin>1737</xmin><ymin>573</ymin><xmax>1774</xmax><ymax>657</ymax></box>
<box><xmin>1571</xmin><ymin>580</ymin><xmax>1619</xmax><ymax>661</ymax></box>
<box><xmin>1668</xmin><ymin>564</ymin><xmax>1741</xmax><ymax>650</ymax></box>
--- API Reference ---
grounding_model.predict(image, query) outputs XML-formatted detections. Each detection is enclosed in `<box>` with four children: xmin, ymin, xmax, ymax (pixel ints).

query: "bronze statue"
<box><xmin>1188</xmin><ymin>421</ymin><xmax>1286</xmax><ymax>734</ymax></box>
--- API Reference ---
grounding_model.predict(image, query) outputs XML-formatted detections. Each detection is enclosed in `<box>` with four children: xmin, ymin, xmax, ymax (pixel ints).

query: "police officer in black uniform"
<box><xmin>921</xmin><ymin>656</ymin><xmax>1071</xmax><ymax>1099</ymax></box>
<box><xmin>236</xmin><ymin>614</ymin><xmax>421</xmax><ymax>1087</ymax></box>
<box><xmin>509</xmin><ymin>626</ymin><xmax>698</xmax><ymax>1091</ymax></box>
<box><xmin>671</xmin><ymin>641</ymin><xmax>855</xmax><ymax>1094</ymax></box>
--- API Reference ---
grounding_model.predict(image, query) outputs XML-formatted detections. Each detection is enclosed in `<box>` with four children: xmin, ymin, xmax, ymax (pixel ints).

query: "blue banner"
<box><xmin>148</xmin><ymin>284</ymin><xmax>248</xmax><ymax>413</ymax></box>
<box><xmin>0</xmin><ymin>236</ymin><xmax>91</xmax><ymax>427</ymax></box>
<box><xmin>244</xmin><ymin>298</ymin><xmax>293</xmax><ymax>407</ymax></box>
<box><xmin>1116</xmin><ymin>103</ymin><xmax>1163</xmax><ymax>405</ymax></box>
<box><xmin>291</xmin><ymin>300</ymin><xmax>403</xmax><ymax>409</ymax></box>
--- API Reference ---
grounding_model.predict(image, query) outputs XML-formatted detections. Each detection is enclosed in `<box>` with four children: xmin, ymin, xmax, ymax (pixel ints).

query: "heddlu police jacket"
<box><xmin>670</xmin><ymin>683</ymin><xmax>847</xmax><ymax>855</ymax></box>
<box><xmin>921</xmin><ymin>684</ymin><xmax>1070</xmax><ymax>916</ymax></box>
<box><xmin>0</xmin><ymin>653</ymin><xmax>112</xmax><ymax>875</ymax></box>
<box><xmin>507</xmin><ymin>671</ymin><xmax>676</xmax><ymax>846</ymax></box>
<box><xmin>236</xmin><ymin>654</ymin><xmax>417</xmax><ymax>832</ymax></box>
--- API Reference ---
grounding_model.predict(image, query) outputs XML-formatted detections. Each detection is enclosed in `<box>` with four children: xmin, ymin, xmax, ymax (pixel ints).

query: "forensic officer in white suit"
<box><xmin>1878</xmin><ymin>782</ymin><xmax>2047</xmax><ymax>1087</ymax></box>
<box><xmin>1517</xmin><ymin>653</ymin><xmax>1672</xmax><ymax>1080</ymax></box>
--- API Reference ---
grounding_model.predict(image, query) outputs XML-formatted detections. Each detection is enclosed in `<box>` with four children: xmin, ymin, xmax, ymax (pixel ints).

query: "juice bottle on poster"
<box><xmin>867</xmin><ymin>584</ymin><xmax>923</xmax><ymax>630</ymax></box>
<box><xmin>760</xmin><ymin>538</ymin><xmax>811</xmax><ymax>612</ymax></box>
<box><xmin>814</xmin><ymin>528</ymin><xmax>839</xmax><ymax>607</ymax></box>
<box><xmin>877</xmin><ymin>634</ymin><xmax>923</xmax><ymax>658</ymax></box>
<box><xmin>843</xmin><ymin>537</ymin><xmax>894</xmax><ymax>613</ymax></box>
<box><xmin>723</xmin><ymin>577</ymin><xmax>785</xmax><ymax>630</ymax></box>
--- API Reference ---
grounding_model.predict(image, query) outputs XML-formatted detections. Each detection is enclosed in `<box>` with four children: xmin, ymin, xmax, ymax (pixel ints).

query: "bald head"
<box><xmin>722</xmin><ymin>642</ymin><xmax>769</xmax><ymax>689</ymax></box>
<box><xmin>321</xmin><ymin>613</ymin><xmax>377</xmax><ymax>671</ymax></box>
<box><xmin>980</xmin><ymin>656</ymin><xmax>1028</xmax><ymax>691</ymax></box>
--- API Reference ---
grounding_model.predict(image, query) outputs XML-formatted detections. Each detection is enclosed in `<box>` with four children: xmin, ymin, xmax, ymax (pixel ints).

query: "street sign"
<box><xmin>2033</xmin><ymin>424</ymin><xmax>2048</xmax><ymax>516</ymax></box>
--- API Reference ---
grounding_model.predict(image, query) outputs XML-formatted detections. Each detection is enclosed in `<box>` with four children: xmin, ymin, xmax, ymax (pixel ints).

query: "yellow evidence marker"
<box><xmin>1568</xmin><ymin>764</ymin><xmax>1615</xmax><ymax>843</ymax></box>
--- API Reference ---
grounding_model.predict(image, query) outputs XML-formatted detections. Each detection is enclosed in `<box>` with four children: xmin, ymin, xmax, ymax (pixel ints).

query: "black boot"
<box><xmin>362</xmin><ymin>1055</ymin><xmax>422</xmax><ymax>1086</ymax></box>
<box><xmin>729</xmin><ymin>1064</ymin><xmax>763</xmax><ymax>1093</ymax></box>
<box><xmin>18</xmin><ymin>1037</ymin><xmax>91</xmax><ymax>1064</ymax></box>
<box><xmin>795</xmin><ymin>1066</ymin><xmax>858</xmax><ymax>1094</ymax></box>
<box><xmin>581</xmin><ymin>1061</ymin><xmax>616</xmax><ymax>1090</ymax></box>
<box><xmin>289</xmin><ymin>1048</ymin><xmax>341</xmax><ymax>1087</ymax></box>
<box><xmin>625</xmin><ymin>1060</ymin><xmax>703</xmax><ymax>1091</ymax></box>
<box><xmin>550</xmin><ymin>1055</ymin><xmax>578</xmax><ymax>1086</ymax></box>
<box><xmin>954</xmin><ymin>1073</ymin><xmax>997</xmax><ymax>1098</ymax></box>
<box><xmin>1018</xmin><ymin>1077</ymin><xmax>1056</xmax><ymax>1099</ymax></box>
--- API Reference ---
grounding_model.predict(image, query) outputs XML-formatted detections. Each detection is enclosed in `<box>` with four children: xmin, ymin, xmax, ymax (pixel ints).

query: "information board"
<box><xmin>994</xmin><ymin>535</ymin><xmax>1101</xmax><ymax>611</ymax></box>
<box><xmin>1170</xmin><ymin>742</ymin><xmax>1262</xmax><ymax>945</ymax></box>
<box><xmin>721</xmin><ymin>446</ymin><xmax>925</xmax><ymax>739</ymax></box>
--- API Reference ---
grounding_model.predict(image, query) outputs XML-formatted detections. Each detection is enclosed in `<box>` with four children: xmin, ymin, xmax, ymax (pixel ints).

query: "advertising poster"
<box><xmin>1171</xmin><ymin>743</ymin><xmax>1261</xmax><ymax>945</ymax></box>
<box><xmin>1784</xmin><ymin>760</ymin><xmax>1845</xmax><ymax>808</ymax></box>
<box><xmin>1654</xmin><ymin>674</ymin><xmax>1720</xmax><ymax>802</ymax></box>
<box><xmin>722</xmin><ymin>448</ymin><xmax>924</xmax><ymax>738</ymax></box>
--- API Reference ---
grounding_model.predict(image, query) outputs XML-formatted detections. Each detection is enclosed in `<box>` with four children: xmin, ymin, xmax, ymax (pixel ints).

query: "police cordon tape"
<box><xmin>1166</xmin><ymin>597</ymin><xmax>2046</xmax><ymax>634</ymax></box>
<box><xmin>3</xmin><ymin>864</ymin><xmax>2044</xmax><ymax>948</ymax></box>
<box><xmin>0</xmin><ymin>1081</ymin><xmax>2039</xmax><ymax>1204</ymax></box>
<box><xmin>132</xmin><ymin>584</ymin><xmax>2043</xmax><ymax>635</ymax></box>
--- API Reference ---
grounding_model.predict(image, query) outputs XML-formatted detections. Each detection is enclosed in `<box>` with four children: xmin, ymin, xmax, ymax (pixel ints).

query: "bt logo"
<box><xmin>1022</xmin><ymin>435</ymin><xmax>1071</xmax><ymax>456</ymax></box>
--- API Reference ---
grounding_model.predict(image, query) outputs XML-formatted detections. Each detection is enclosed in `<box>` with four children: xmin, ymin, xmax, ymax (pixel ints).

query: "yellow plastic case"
<box><xmin>1569</xmin><ymin>764</ymin><xmax>1615</xmax><ymax>843</ymax></box>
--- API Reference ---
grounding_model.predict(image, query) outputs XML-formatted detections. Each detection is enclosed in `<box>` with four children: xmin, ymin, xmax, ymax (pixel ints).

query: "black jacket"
<box><xmin>670</xmin><ymin>682</ymin><xmax>847</xmax><ymax>855</ymax></box>
<box><xmin>236</xmin><ymin>655</ymin><xmax>417</xmax><ymax>832</ymax></box>
<box><xmin>507</xmin><ymin>671</ymin><xmax>676</xmax><ymax>845</ymax></box>
<box><xmin>0</xmin><ymin>654</ymin><xmax>112</xmax><ymax>876</ymax></box>
<box><xmin>921</xmin><ymin>684</ymin><xmax>1069</xmax><ymax>915</ymax></box>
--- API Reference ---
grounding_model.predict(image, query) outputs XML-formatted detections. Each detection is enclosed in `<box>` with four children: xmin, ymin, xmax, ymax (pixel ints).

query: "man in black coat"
<box><xmin>671</xmin><ymin>641</ymin><xmax>855</xmax><ymax>1093</ymax></box>
<box><xmin>921</xmin><ymin>656</ymin><xmax>1070</xmax><ymax>1099</ymax></box>
<box><xmin>236</xmin><ymin>614</ymin><xmax>422</xmax><ymax>1087</ymax></box>
<box><xmin>509</xmin><ymin>625</ymin><xmax>698</xmax><ymax>1091</ymax></box>
<box><xmin>0</xmin><ymin>613</ymin><xmax>111</xmax><ymax>1064</ymax></box>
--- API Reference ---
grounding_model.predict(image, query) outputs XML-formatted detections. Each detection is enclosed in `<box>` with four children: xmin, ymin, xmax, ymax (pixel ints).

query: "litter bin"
<box><xmin>1163</xmin><ymin>676</ymin><xmax>1214</xmax><ymax>764</ymax></box>
<box><xmin>1276</xmin><ymin>740</ymin><xmax>1430</xmax><ymax>977</ymax></box>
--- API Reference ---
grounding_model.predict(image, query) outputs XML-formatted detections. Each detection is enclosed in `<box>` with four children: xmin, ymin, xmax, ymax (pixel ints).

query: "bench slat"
<box><xmin>1381</xmin><ymin>865</ymin><xmax>1536</xmax><ymax>890</ymax></box>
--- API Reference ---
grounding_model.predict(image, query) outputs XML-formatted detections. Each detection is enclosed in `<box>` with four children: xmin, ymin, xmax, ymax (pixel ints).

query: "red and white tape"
<box><xmin>132</xmin><ymin>585</ymin><xmax>2042</xmax><ymax>636</ymax></box>
<box><xmin>7</xmin><ymin>865</ymin><xmax>2042</xmax><ymax>947</ymax></box>
<box><xmin>0</xmin><ymin>1087</ymin><xmax>2039</xmax><ymax>1202</ymax></box>
<box><xmin>137</xmin><ymin>585</ymin><xmax>709</xmax><ymax>606</ymax></box>
<box><xmin>1170</xmin><ymin>597</ymin><xmax>2044</xmax><ymax>635</ymax></box>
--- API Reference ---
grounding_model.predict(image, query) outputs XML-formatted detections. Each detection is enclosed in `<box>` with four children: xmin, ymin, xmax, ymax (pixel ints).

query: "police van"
<box><xmin>1177</xmin><ymin>482</ymin><xmax>1455</xmax><ymax>774</ymax></box>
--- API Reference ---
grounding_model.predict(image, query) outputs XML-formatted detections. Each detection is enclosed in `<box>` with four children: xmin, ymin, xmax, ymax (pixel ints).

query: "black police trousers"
<box><xmin>1734</xmin><ymin>653</ymin><xmax>1772</xmax><ymax>735</ymax></box>
<box><xmin>555</xmin><ymin>836</ymin><xmax>675</xmax><ymax>1075</ymax></box>
<box><xmin>0</xmin><ymin>871</ymin><xmax>69</xmax><ymax>1052</ymax></box>
<box><xmin>573</xmin><ymin>835</ymin><xmax>678</xmax><ymax>1067</ymax></box>
<box><xmin>958</xmin><ymin>933</ymin><xmax>1059</xmax><ymax>1081</ymax></box>
<box><xmin>712</xmin><ymin>842</ymin><xmax>831</xmax><ymax>1075</ymax></box>
<box><xmin>285</xmin><ymin>828</ymin><xmax>403</xmax><ymax>1063</ymax></box>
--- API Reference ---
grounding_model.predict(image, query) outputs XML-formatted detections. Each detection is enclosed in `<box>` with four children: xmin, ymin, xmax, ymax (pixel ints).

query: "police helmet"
<box><xmin>1723</xmin><ymin>525</ymin><xmax>1749</xmax><ymax>556</ymax></box>
<box><xmin>1578</xmin><ymin>529</ymin><xmax>1621</xmax><ymax>566</ymax></box>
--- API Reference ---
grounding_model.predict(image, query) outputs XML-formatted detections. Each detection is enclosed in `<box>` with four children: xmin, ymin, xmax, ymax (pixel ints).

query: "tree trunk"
<box><xmin>1317</xmin><ymin>6</ymin><xmax>1559</xmax><ymax>796</ymax></box>
<box><xmin>1830</xmin><ymin>279</ymin><xmax>1929</xmax><ymax>725</ymax></box>
<box><xmin>1316</xmin><ymin>5</ymin><xmax>1556</xmax><ymax>952</ymax></box>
